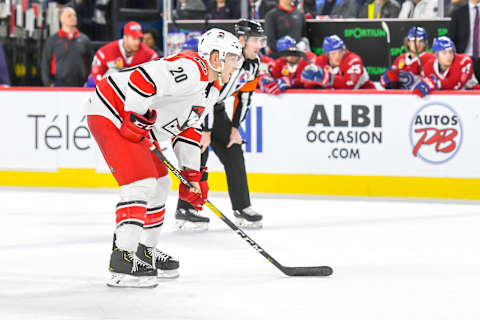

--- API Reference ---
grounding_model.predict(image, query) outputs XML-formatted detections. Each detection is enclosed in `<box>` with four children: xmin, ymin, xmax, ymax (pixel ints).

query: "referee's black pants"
<box><xmin>177</xmin><ymin>106</ymin><xmax>251</xmax><ymax>212</ymax></box>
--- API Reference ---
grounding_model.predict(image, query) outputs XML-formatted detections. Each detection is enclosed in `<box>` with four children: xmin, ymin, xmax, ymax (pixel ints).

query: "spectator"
<box><xmin>260</xmin><ymin>35</ymin><xmax>317</xmax><ymax>94</ymax></box>
<box><xmin>358</xmin><ymin>0</ymin><xmax>401</xmax><ymax>18</ymax></box>
<box><xmin>249</xmin><ymin>0</ymin><xmax>277</xmax><ymax>19</ymax></box>
<box><xmin>41</xmin><ymin>7</ymin><xmax>92</xmax><ymax>87</ymax></box>
<box><xmin>173</xmin><ymin>0</ymin><xmax>206</xmax><ymax>19</ymax></box>
<box><xmin>91</xmin><ymin>21</ymin><xmax>159</xmax><ymax>84</ymax></box>
<box><xmin>447</xmin><ymin>0</ymin><xmax>466</xmax><ymax>16</ymax></box>
<box><xmin>330</xmin><ymin>0</ymin><xmax>364</xmax><ymax>17</ymax></box>
<box><xmin>381</xmin><ymin>26</ymin><xmax>435</xmax><ymax>89</ymax></box>
<box><xmin>398</xmin><ymin>0</ymin><xmax>438</xmax><ymax>18</ymax></box>
<box><xmin>449</xmin><ymin>0</ymin><xmax>480</xmax><ymax>83</ymax></box>
<box><xmin>181</xmin><ymin>37</ymin><xmax>199</xmax><ymax>52</ymax></box>
<box><xmin>0</xmin><ymin>42</ymin><xmax>10</xmax><ymax>85</ymax></box>
<box><xmin>413</xmin><ymin>36</ymin><xmax>479</xmax><ymax>97</ymax></box>
<box><xmin>143</xmin><ymin>28</ymin><xmax>163</xmax><ymax>57</ymax></box>
<box><xmin>301</xmin><ymin>34</ymin><xmax>375</xmax><ymax>89</ymax></box>
<box><xmin>206</xmin><ymin>0</ymin><xmax>239</xmax><ymax>19</ymax></box>
<box><xmin>265</xmin><ymin>0</ymin><xmax>309</xmax><ymax>57</ymax></box>
<box><xmin>302</xmin><ymin>0</ymin><xmax>340</xmax><ymax>17</ymax></box>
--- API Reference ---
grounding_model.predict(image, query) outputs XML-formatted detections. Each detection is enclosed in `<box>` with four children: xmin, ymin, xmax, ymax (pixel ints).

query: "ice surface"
<box><xmin>1</xmin><ymin>188</ymin><xmax>480</xmax><ymax>320</ymax></box>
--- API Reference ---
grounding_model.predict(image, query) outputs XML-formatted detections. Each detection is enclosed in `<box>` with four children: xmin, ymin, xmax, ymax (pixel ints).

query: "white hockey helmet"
<box><xmin>198</xmin><ymin>28</ymin><xmax>243</xmax><ymax>72</ymax></box>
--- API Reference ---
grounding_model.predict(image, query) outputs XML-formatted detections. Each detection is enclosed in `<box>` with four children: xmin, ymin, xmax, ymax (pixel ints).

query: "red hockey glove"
<box><xmin>120</xmin><ymin>110</ymin><xmax>157</xmax><ymax>143</ymax></box>
<box><xmin>259</xmin><ymin>76</ymin><xmax>281</xmax><ymax>95</ymax></box>
<box><xmin>301</xmin><ymin>64</ymin><xmax>333</xmax><ymax>88</ymax></box>
<box><xmin>276</xmin><ymin>76</ymin><xmax>294</xmax><ymax>92</ymax></box>
<box><xmin>380</xmin><ymin>68</ymin><xmax>400</xmax><ymax>89</ymax></box>
<box><xmin>179</xmin><ymin>168</ymin><xmax>208</xmax><ymax>210</ymax></box>
<box><xmin>413</xmin><ymin>75</ymin><xmax>438</xmax><ymax>98</ymax></box>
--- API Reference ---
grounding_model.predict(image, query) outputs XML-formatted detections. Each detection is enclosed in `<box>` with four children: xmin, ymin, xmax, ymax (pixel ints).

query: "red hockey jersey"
<box><xmin>91</xmin><ymin>39</ymin><xmax>159</xmax><ymax>84</ymax></box>
<box><xmin>423</xmin><ymin>53</ymin><xmax>479</xmax><ymax>90</ymax></box>
<box><xmin>393</xmin><ymin>52</ymin><xmax>435</xmax><ymax>75</ymax></box>
<box><xmin>271</xmin><ymin>51</ymin><xmax>317</xmax><ymax>88</ymax></box>
<box><xmin>314</xmin><ymin>50</ymin><xmax>374</xmax><ymax>89</ymax></box>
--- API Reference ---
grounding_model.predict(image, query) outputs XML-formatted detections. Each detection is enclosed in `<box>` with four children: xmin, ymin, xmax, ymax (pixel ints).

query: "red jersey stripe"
<box><xmin>129</xmin><ymin>69</ymin><xmax>156</xmax><ymax>96</ymax></box>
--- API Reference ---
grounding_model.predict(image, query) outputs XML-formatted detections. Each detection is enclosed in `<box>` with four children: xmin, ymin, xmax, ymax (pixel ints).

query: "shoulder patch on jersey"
<box><xmin>193</xmin><ymin>57</ymin><xmax>208</xmax><ymax>77</ymax></box>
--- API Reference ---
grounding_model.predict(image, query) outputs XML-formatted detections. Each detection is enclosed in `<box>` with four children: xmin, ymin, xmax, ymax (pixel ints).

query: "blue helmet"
<box><xmin>182</xmin><ymin>37</ymin><xmax>199</xmax><ymax>51</ymax></box>
<box><xmin>407</xmin><ymin>26</ymin><xmax>428</xmax><ymax>41</ymax></box>
<box><xmin>432</xmin><ymin>36</ymin><xmax>455</xmax><ymax>54</ymax></box>
<box><xmin>323</xmin><ymin>34</ymin><xmax>345</xmax><ymax>53</ymax></box>
<box><xmin>277</xmin><ymin>35</ymin><xmax>296</xmax><ymax>52</ymax></box>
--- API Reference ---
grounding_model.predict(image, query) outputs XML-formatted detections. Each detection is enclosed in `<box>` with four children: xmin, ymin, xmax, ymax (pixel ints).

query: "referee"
<box><xmin>175</xmin><ymin>19</ymin><xmax>266</xmax><ymax>231</ymax></box>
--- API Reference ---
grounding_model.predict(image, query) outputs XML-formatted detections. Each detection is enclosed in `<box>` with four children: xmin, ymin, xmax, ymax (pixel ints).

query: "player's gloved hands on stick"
<box><xmin>413</xmin><ymin>75</ymin><xmax>438</xmax><ymax>98</ymax></box>
<box><xmin>120</xmin><ymin>109</ymin><xmax>157</xmax><ymax>143</ymax></box>
<box><xmin>301</xmin><ymin>64</ymin><xmax>332</xmax><ymax>87</ymax></box>
<box><xmin>259</xmin><ymin>75</ymin><xmax>281</xmax><ymax>95</ymax></box>
<box><xmin>380</xmin><ymin>68</ymin><xmax>400</xmax><ymax>89</ymax></box>
<box><xmin>179</xmin><ymin>168</ymin><xmax>208</xmax><ymax>210</ymax></box>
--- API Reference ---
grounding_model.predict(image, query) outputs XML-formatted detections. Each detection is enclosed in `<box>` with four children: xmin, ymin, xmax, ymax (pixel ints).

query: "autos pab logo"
<box><xmin>410</xmin><ymin>102</ymin><xmax>462</xmax><ymax>164</ymax></box>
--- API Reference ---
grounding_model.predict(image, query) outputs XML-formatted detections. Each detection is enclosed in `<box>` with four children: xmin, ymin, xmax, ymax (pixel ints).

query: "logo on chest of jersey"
<box><xmin>410</xmin><ymin>102</ymin><xmax>462</xmax><ymax>164</ymax></box>
<box><xmin>107</xmin><ymin>58</ymin><xmax>124</xmax><ymax>69</ymax></box>
<box><xmin>193</xmin><ymin>57</ymin><xmax>208</xmax><ymax>76</ymax></box>
<box><xmin>181</xmin><ymin>106</ymin><xmax>206</xmax><ymax>130</ymax></box>
<box><xmin>162</xmin><ymin>119</ymin><xmax>181</xmax><ymax>136</ymax></box>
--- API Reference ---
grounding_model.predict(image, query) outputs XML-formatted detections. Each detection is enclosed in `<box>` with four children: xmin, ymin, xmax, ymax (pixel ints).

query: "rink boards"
<box><xmin>1</xmin><ymin>87</ymin><xmax>480</xmax><ymax>199</ymax></box>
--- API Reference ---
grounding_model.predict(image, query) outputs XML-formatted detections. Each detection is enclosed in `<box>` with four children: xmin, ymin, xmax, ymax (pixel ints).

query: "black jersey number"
<box><xmin>169</xmin><ymin>67</ymin><xmax>188</xmax><ymax>83</ymax></box>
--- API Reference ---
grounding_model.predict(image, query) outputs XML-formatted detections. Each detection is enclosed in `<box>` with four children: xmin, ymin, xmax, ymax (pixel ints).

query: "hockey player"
<box><xmin>91</xmin><ymin>21</ymin><xmax>159</xmax><ymax>84</ymax></box>
<box><xmin>175</xmin><ymin>19</ymin><xmax>265</xmax><ymax>231</ymax></box>
<box><xmin>301</xmin><ymin>34</ymin><xmax>375</xmax><ymax>89</ymax></box>
<box><xmin>182</xmin><ymin>37</ymin><xmax>199</xmax><ymax>53</ymax></box>
<box><xmin>85</xmin><ymin>29</ymin><xmax>243</xmax><ymax>287</ymax></box>
<box><xmin>381</xmin><ymin>26</ymin><xmax>435</xmax><ymax>89</ymax></box>
<box><xmin>413</xmin><ymin>36</ymin><xmax>479</xmax><ymax>97</ymax></box>
<box><xmin>259</xmin><ymin>35</ymin><xmax>317</xmax><ymax>94</ymax></box>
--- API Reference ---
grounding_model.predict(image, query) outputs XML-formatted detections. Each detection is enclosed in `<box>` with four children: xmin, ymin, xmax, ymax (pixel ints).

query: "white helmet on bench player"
<box><xmin>198</xmin><ymin>28</ymin><xmax>243</xmax><ymax>72</ymax></box>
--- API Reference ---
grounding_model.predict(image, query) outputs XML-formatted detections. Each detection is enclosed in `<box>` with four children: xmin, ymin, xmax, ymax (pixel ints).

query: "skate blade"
<box><xmin>107</xmin><ymin>273</ymin><xmax>158</xmax><ymax>288</ymax></box>
<box><xmin>175</xmin><ymin>219</ymin><xmax>209</xmax><ymax>232</ymax></box>
<box><xmin>234</xmin><ymin>217</ymin><xmax>263</xmax><ymax>229</ymax></box>
<box><xmin>158</xmin><ymin>269</ymin><xmax>180</xmax><ymax>279</ymax></box>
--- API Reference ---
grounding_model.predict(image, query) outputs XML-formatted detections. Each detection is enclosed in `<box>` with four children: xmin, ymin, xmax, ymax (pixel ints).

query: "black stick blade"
<box><xmin>282</xmin><ymin>266</ymin><xmax>333</xmax><ymax>277</ymax></box>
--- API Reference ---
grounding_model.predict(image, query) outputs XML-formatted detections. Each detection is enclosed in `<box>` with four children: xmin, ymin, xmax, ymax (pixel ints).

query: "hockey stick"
<box><xmin>150</xmin><ymin>145</ymin><xmax>333</xmax><ymax>277</ymax></box>
<box><xmin>381</xmin><ymin>21</ymin><xmax>392</xmax><ymax>67</ymax></box>
<box><xmin>413</xmin><ymin>26</ymin><xmax>426</xmax><ymax>77</ymax></box>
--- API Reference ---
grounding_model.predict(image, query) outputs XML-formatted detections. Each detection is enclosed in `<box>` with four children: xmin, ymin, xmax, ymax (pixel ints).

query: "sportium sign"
<box><xmin>344</xmin><ymin>28</ymin><xmax>386</xmax><ymax>39</ymax></box>
<box><xmin>410</xmin><ymin>102</ymin><xmax>463</xmax><ymax>164</ymax></box>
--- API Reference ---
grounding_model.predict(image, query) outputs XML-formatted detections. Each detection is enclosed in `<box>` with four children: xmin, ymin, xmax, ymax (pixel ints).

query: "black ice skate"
<box><xmin>107</xmin><ymin>247</ymin><xmax>158</xmax><ymax>288</ymax></box>
<box><xmin>233</xmin><ymin>207</ymin><xmax>263</xmax><ymax>229</ymax></box>
<box><xmin>136</xmin><ymin>243</ymin><xmax>180</xmax><ymax>279</ymax></box>
<box><xmin>175</xmin><ymin>208</ymin><xmax>210</xmax><ymax>231</ymax></box>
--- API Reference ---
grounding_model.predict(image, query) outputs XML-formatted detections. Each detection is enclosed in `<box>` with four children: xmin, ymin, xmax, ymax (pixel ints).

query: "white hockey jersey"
<box><xmin>85</xmin><ymin>51</ymin><xmax>220</xmax><ymax>171</ymax></box>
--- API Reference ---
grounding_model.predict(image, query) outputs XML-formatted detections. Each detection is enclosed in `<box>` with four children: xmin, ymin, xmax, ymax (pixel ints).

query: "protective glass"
<box><xmin>223</xmin><ymin>53</ymin><xmax>244</xmax><ymax>69</ymax></box>
<box><xmin>247</xmin><ymin>36</ymin><xmax>267</xmax><ymax>48</ymax></box>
